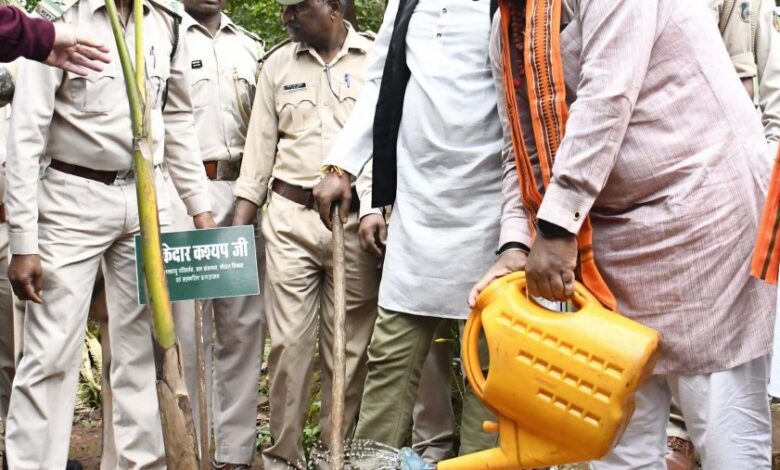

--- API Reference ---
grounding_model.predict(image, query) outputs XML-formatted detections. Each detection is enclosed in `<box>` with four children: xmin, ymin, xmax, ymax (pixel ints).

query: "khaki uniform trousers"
<box><xmin>5</xmin><ymin>168</ymin><xmax>168</xmax><ymax>469</ymax></box>
<box><xmin>261</xmin><ymin>193</ymin><xmax>379</xmax><ymax>470</ymax></box>
<box><xmin>355</xmin><ymin>307</ymin><xmax>497</xmax><ymax>456</ymax></box>
<box><xmin>592</xmin><ymin>355</ymin><xmax>771</xmax><ymax>470</ymax></box>
<box><xmin>167</xmin><ymin>177</ymin><xmax>267</xmax><ymax>465</ymax></box>
<box><xmin>412</xmin><ymin>322</ymin><xmax>456</xmax><ymax>463</ymax></box>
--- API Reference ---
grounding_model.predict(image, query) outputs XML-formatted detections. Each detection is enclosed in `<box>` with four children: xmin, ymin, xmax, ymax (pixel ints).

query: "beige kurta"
<box><xmin>493</xmin><ymin>0</ymin><xmax>775</xmax><ymax>374</ymax></box>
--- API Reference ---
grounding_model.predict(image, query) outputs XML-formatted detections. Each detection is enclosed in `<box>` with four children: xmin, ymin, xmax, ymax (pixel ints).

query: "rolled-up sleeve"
<box><xmin>234</xmin><ymin>58</ymin><xmax>278</xmax><ymax>207</ymax></box>
<box><xmin>163</xmin><ymin>32</ymin><xmax>211</xmax><ymax>216</ymax></box>
<box><xmin>537</xmin><ymin>0</ymin><xmax>656</xmax><ymax>234</ymax></box>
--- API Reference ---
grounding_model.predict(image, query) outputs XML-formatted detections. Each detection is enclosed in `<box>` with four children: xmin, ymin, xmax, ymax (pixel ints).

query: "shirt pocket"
<box><xmin>146</xmin><ymin>50</ymin><xmax>171</xmax><ymax>110</ymax></box>
<box><xmin>68</xmin><ymin>66</ymin><xmax>121</xmax><ymax>114</ymax></box>
<box><xmin>276</xmin><ymin>87</ymin><xmax>317</xmax><ymax>134</ymax></box>
<box><xmin>232</xmin><ymin>65</ymin><xmax>257</xmax><ymax>123</ymax></box>
<box><xmin>334</xmin><ymin>79</ymin><xmax>362</xmax><ymax>127</ymax></box>
<box><xmin>191</xmin><ymin>67</ymin><xmax>213</xmax><ymax>110</ymax></box>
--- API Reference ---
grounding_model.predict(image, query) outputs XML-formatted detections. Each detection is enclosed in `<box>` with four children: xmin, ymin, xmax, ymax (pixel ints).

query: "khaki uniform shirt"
<box><xmin>184</xmin><ymin>12</ymin><xmax>262</xmax><ymax>162</ymax></box>
<box><xmin>6</xmin><ymin>0</ymin><xmax>210</xmax><ymax>255</ymax></box>
<box><xmin>234</xmin><ymin>24</ymin><xmax>380</xmax><ymax>218</ymax></box>
<box><xmin>707</xmin><ymin>0</ymin><xmax>780</xmax><ymax>153</ymax></box>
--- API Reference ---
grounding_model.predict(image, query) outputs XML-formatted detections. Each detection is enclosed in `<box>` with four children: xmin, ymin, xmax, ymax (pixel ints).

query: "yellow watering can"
<box><xmin>437</xmin><ymin>271</ymin><xmax>660</xmax><ymax>470</ymax></box>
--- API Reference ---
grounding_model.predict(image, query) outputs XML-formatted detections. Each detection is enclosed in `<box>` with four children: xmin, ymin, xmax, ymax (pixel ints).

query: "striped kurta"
<box><xmin>492</xmin><ymin>0</ymin><xmax>775</xmax><ymax>374</ymax></box>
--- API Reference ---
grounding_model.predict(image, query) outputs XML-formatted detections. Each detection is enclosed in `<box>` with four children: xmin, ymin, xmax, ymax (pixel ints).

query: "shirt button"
<box><xmin>441</xmin><ymin>7</ymin><xmax>447</xmax><ymax>13</ymax></box>
<box><xmin>436</xmin><ymin>33</ymin><xmax>442</xmax><ymax>39</ymax></box>
<box><xmin>574</xmin><ymin>211</ymin><xmax>581</xmax><ymax>221</ymax></box>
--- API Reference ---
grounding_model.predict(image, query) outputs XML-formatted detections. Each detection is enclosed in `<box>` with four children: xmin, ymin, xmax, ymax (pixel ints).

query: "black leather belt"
<box><xmin>50</xmin><ymin>159</ymin><xmax>124</xmax><ymax>185</ymax></box>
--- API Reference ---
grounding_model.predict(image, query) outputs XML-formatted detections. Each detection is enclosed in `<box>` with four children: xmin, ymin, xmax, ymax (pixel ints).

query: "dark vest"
<box><xmin>371</xmin><ymin>0</ymin><xmax>499</xmax><ymax>207</ymax></box>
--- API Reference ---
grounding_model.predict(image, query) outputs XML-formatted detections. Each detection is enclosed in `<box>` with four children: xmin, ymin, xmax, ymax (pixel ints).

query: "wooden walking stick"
<box><xmin>330</xmin><ymin>203</ymin><xmax>348</xmax><ymax>469</ymax></box>
<box><xmin>194</xmin><ymin>299</ymin><xmax>210</xmax><ymax>469</ymax></box>
<box><xmin>103</xmin><ymin>0</ymin><xmax>200</xmax><ymax>467</ymax></box>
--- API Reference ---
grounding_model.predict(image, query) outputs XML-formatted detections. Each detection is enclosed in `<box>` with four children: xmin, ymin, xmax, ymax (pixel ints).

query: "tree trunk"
<box><xmin>103</xmin><ymin>0</ymin><xmax>201</xmax><ymax>466</ymax></box>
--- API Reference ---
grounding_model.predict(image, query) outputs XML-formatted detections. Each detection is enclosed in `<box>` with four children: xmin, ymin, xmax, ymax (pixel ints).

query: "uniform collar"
<box><xmin>183</xmin><ymin>11</ymin><xmax>238</xmax><ymax>37</ymax></box>
<box><xmin>90</xmin><ymin>0</ymin><xmax>151</xmax><ymax>15</ymax></box>
<box><xmin>294</xmin><ymin>21</ymin><xmax>368</xmax><ymax>58</ymax></box>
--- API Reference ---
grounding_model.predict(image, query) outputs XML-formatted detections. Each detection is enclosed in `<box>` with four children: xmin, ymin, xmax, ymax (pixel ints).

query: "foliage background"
<box><xmin>225</xmin><ymin>0</ymin><xmax>387</xmax><ymax>48</ymax></box>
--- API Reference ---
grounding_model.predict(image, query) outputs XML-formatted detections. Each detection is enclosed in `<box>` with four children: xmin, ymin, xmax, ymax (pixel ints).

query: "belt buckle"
<box><xmin>114</xmin><ymin>169</ymin><xmax>134</xmax><ymax>183</ymax></box>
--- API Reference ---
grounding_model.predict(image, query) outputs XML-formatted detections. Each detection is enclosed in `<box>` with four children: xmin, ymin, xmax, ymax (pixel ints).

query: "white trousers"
<box><xmin>6</xmin><ymin>169</ymin><xmax>169</xmax><ymax>469</ymax></box>
<box><xmin>767</xmin><ymin>285</ymin><xmax>780</xmax><ymax>397</ymax></box>
<box><xmin>592</xmin><ymin>355</ymin><xmax>771</xmax><ymax>470</ymax></box>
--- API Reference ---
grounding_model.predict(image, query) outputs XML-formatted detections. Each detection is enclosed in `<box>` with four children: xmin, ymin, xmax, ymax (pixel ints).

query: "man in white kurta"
<box><xmin>314</xmin><ymin>0</ymin><xmax>506</xmax><ymax>453</ymax></box>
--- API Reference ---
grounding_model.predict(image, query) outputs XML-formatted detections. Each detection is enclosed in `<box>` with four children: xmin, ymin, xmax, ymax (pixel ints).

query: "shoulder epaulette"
<box><xmin>359</xmin><ymin>30</ymin><xmax>377</xmax><ymax>41</ymax></box>
<box><xmin>235</xmin><ymin>25</ymin><xmax>264</xmax><ymax>47</ymax></box>
<box><xmin>259</xmin><ymin>38</ymin><xmax>292</xmax><ymax>63</ymax></box>
<box><xmin>148</xmin><ymin>0</ymin><xmax>184</xmax><ymax>18</ymax></box>
<box><xmin>35</xmin><ymin>0</ymin><xmax>80</xmax><ymax>22</ymax></box>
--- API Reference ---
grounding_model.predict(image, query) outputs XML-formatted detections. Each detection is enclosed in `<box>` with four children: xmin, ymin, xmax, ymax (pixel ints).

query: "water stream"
<box><xmin>304</xmin><ymin>439</ymin><xmax>432</xmax><ymax>469</ymax></box>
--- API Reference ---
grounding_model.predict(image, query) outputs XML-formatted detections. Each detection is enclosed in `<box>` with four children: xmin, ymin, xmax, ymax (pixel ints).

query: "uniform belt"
<box><xmin>50</xmin><ymin>159</ymin><xmax>126</xmax><ymax>185</ymax></box>
<box><xmin>271</xmin><ymin>179</ymin><xmax>360</xmax><ymax>213</ymax></box>
<box><xmin>203</xmin><ymin>161</ymin><xmax>218</xmax><ymax>180</ymax></box>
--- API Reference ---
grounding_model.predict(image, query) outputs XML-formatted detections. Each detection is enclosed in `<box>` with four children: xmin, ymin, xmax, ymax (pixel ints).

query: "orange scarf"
<box><xmin>499</xmin><ymin>0</ymin><xmax>617</xmax><ymax>310</ymax></box>
<box><xmin>751</xmin><ymin>146</ymin><xmax>780</xmax><ymax>283</ymax></box>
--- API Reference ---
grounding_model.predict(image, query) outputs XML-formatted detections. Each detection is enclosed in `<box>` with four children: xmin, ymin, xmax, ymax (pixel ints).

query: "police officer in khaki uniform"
<box><xmin>166</xmin><ymin>0</ymin><xmax>267</xmax><ymax>467</ymax></box>
<box><xmin>664</xmin><ymin>2</ymin><xmax>780</xmax><ymax>469</ymax></box>
<box><xmin>231</xmin><ymin>0</ymin><xmax>378</xmax><ymax>466</ymax></box>
<box><xmin>3</xmin><ymin>0</ymin><xmax>215</xmax><ymax>466</ymax></box>
<box><xmin>709</xmin><ymin>0</ymin><xmax>780</xmax><ymax>150</ymax></box>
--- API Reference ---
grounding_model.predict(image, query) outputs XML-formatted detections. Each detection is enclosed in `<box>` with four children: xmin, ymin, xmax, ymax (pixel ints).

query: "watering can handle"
<box><xmin>462</xmin><ymin>271</ymin><xmax>594</xmax><ymax>401</ymax></box>
<box><xmin>463</xmin><ymin>307</ymin><xmax>487</xmax><ymax>400</ymax></box>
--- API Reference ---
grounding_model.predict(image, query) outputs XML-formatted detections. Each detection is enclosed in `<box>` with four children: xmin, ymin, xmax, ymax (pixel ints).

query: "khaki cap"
<box><xmin>276</xmin><ymin>0</ymin><xmax>304</xmax><ymax>5</ymax></box>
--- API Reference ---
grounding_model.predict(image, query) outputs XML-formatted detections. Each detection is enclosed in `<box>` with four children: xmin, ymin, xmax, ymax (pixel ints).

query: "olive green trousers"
<box><xmin>354</xmin><ymin>307</ymin><xmax>497</xmax><ymax>456</ymax></box>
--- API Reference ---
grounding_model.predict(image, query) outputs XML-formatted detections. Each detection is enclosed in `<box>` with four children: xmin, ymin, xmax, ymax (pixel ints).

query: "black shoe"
<box><xmin>65</xmin><ymin>460</ymin><xmax>83</xmax><ymax>470</ymax></box>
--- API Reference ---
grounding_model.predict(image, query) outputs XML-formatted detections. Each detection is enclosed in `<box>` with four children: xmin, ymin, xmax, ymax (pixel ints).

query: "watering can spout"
<box><xmin>436</xmin><ymin>448</ymin><xmax>514</xmax><ymax>470</ymax></box>
<box><xmin>436</xmin><ymin>272</ymin><xmax>660</xmax><ymax>469</ymax></box>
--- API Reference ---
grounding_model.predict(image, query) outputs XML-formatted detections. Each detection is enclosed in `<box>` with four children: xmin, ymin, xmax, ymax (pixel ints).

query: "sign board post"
<box><xmin>135</xmin><ymin>225</ymin><xmax>260</xmax><ymax>463</ymax></box>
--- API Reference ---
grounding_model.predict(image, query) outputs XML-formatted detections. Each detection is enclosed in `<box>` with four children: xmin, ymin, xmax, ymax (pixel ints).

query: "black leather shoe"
<box><xmin>65</xmin><ymin>460</ymin><xmax>83</xmax><ymax>470</ymax></box>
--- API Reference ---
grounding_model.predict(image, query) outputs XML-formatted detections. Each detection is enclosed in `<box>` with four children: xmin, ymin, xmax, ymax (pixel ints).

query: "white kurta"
<box><xmin>325</xmin><ymin>0</ymin><xmax>503</xmax><ymax>319</ymax></box>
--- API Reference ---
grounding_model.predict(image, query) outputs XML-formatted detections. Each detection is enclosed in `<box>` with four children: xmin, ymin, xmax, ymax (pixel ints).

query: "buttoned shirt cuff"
<box><xmin>499</xmin><ymin>215</ymin><xmax>533</xmax><ymax>249</ymax></box>
<box><xmin>234</xmin><ymin>176</ymin><xmax>267</xmax><ymax>207</ymax></box>
<box><xmin>10</xmin><ymin>231</ymin><xmax>38</xmax><ymax>255</ymax></box>
<box><xmin>537</xmin><ymin>183</ymin><xmax>591</xmax><ymax>235</ymax></box>
<box><xmin>731</xmin><ymin>52</ymin><xmax>758</xmax><ymax>79</ymax></box>
<box><xmin>181</xmin><ymin>193</ymin><xmax>212</xmax><ymax>217</ymax></box>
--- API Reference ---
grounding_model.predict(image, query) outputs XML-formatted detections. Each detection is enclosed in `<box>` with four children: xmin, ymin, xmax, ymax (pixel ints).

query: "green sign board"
<box><xmin>134</xmin><ymin>225</ymin><xmax>260</xmax><ymax>304</ymax></box>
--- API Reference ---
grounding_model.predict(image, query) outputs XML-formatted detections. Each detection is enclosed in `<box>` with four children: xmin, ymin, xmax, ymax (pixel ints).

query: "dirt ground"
<box><xmin>3</xmin><ymin>401</ymin><xmax>777</xmax><ymax>469</ymax></box>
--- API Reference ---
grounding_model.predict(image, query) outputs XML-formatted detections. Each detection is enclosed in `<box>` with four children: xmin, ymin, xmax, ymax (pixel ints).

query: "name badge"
<box><xmin>283</xmin><ymin>82</ymin><xmax>307</xmax><ymax>92</ymax></box>
<box><xmin>191</xmin><ymin>60</ymin><xmax>203</xmax><ymax>69</ymax></box>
